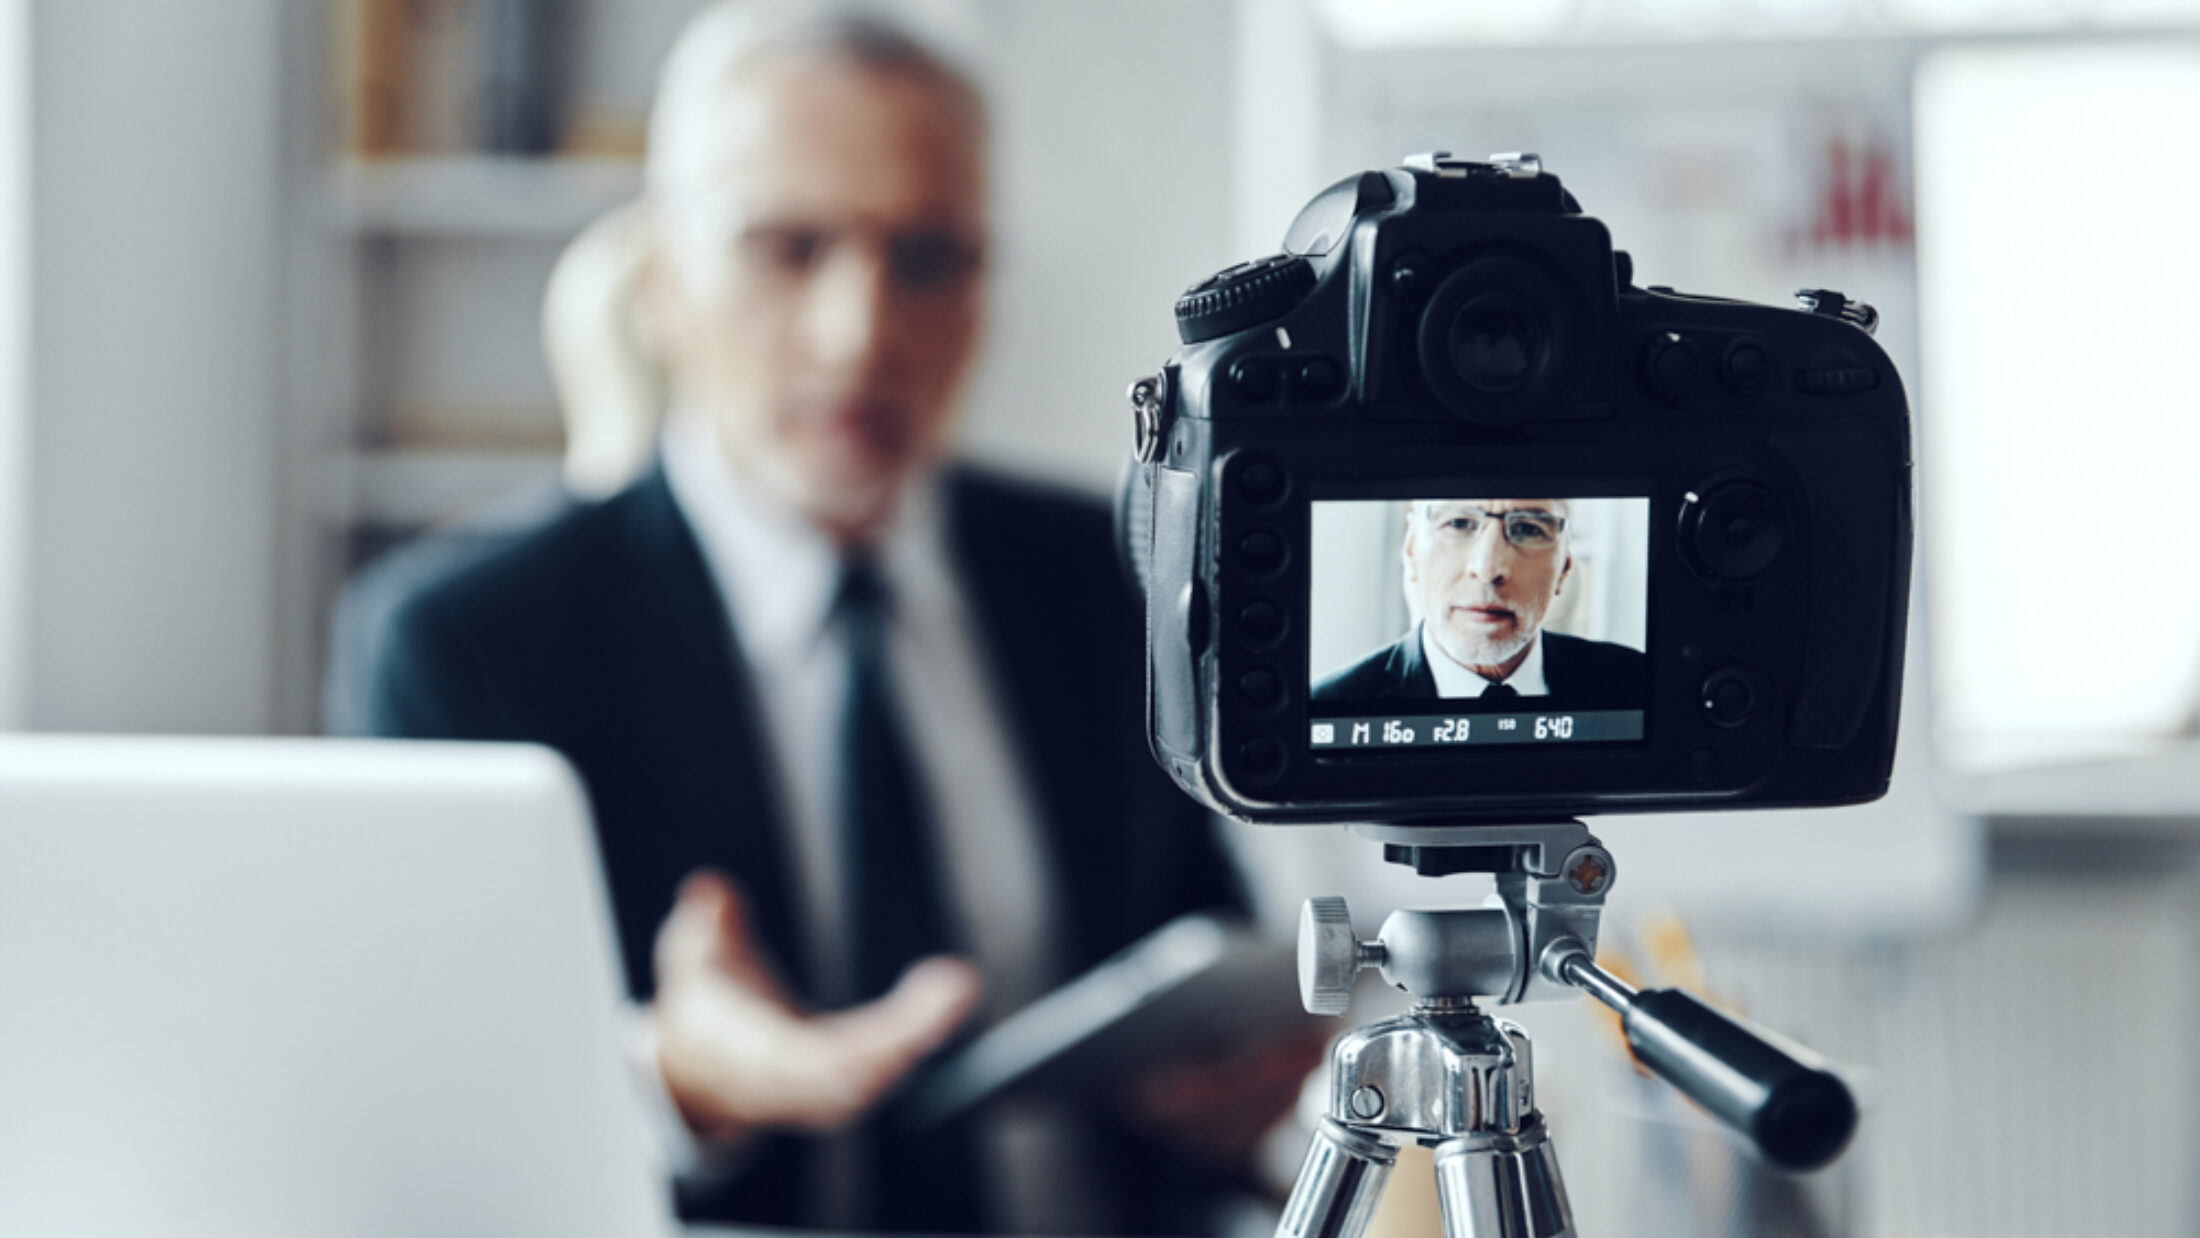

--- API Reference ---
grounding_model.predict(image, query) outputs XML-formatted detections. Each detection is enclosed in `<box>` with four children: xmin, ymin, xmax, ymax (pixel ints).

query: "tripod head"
<box><xmin>1298</xmin><ymin>821</ymin><xmax>1856</xmax><ymax>1172</ymax></box>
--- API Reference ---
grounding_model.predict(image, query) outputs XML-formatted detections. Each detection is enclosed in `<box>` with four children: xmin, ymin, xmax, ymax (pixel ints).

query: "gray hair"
<box><xmin>646</xmin><ymin>0</ymin><xmax>990</xmax><ymax>196</ymax></box>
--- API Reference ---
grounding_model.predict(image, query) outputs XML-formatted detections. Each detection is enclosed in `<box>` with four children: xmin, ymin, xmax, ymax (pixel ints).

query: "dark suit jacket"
<box><xmin>325</xmin><ymin>463</ymin><xmax>1244</xmax><ymax>1234</ymax></box>
<box><xmin>1312</xmin><ymin>625</ymin><xmax>1648</xmax><ymax>712</ymax></box>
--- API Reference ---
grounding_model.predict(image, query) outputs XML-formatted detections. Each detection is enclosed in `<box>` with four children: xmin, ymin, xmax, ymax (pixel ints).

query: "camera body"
<box><xmin>1129</xmin><ymin>154</ymin><xmax>1913</xmax><ymax>826</ymax></box>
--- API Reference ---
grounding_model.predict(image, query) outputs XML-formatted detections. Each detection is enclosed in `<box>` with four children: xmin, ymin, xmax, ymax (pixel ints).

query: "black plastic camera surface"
<box><xmin>1128</xmin><ymin>153</ymin><xmax>1913</xmax><ymax>826</ymax></box>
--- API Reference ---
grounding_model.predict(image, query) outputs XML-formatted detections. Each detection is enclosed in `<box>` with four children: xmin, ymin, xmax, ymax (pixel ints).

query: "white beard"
<box><xmin>1431</xmin><ymin>621</ymin><xmax>1535</xmax><ymax>674</ymax></box>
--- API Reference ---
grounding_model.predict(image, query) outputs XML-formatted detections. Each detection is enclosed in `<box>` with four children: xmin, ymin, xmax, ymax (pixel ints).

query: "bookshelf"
<box><xmin>322</xmin><ymin>154</ymin><xmax>642</xmax><ymax>531</ymax></box>
<box><xmin>256</xmin><ymin>2</ymin><xmax>688</xmax><ymax>728</ymax></box>
<box><xmin>307</xmin><ymin>0</ymin><xmax>687</xmax><ymax>522</ymax></box>
<box><xmin>328</xmin><ymin>154</ymin><xmax>643</xmax><ymax>238</ymax></box>
<box><xmin>316</xmin><ymin>0</ymin><xmax>670</xmax><ymax>533</ymax></box>
<box><xmin>341</xmin><ymin>445</ymin><xmax>566</xmax><ymax>527</ymax></box>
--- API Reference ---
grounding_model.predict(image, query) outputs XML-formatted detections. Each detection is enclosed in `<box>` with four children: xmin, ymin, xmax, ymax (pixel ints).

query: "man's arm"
<box><xmin>647</xmin><ymin>872</ymin><xmax>982</xmax><ymax>1140</ymax></box>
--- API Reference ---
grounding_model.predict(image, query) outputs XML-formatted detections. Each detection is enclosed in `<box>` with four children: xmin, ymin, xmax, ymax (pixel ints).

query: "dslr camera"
<box><xmin>1126</xmin><ymin>152</ymin><xmax>1913</xmax><ymax>827</ymax></box>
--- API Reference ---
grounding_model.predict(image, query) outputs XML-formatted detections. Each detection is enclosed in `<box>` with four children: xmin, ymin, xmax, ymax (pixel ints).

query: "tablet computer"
<box><xmin>907</xmin><ymin>913</ymin><xmax>1314</xmax><ymax>1125</ymax></box>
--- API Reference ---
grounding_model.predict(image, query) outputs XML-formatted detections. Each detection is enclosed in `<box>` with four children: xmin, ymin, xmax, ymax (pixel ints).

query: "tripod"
<box><xmin>1277</xmin><ymin>822</ymin><xmax>1856</xmax><ymax>1238</ymax></box>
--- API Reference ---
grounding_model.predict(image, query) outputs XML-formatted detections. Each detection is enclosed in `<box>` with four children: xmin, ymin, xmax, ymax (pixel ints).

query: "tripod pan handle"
<box><xmin>1552</xmin><ymin>944</ymin><xmax>1855</xmax><ymax>1171</ymax></box>
<box><xmin>1620</xmin><ymin>988</ymin><xmax>1856</xmax><ymax>1171</ymax></box>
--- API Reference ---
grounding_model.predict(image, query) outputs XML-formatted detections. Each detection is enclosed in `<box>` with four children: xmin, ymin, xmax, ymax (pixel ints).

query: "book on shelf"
<box><xmin>335</xmin><ymin>0</ymin><xmax>408</xmax><ymax>156</ymax></box>
<box><xmin>336</xmin><ymin>0</ymin><xmax>594</xmax><ymax>159</ymax></box>
<box><xmin>479</xmin><ymin>0</ymin><xmax>569</xmax><ymax>155</ymax></box>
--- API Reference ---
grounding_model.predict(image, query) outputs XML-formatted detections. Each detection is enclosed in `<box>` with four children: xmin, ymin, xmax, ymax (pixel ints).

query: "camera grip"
<box><xmin>1619</xmin><ymin>988</ymin><xmax>1857</xmax><ymax>1172</ymax></box>
<box><xmin>1777</xmin><ymin>431</ymin><xmax>1908</xmax><ymax>752</ymax></box>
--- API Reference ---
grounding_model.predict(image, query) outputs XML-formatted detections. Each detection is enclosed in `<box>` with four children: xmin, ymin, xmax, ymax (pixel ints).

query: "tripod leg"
<box><xmin>1275</xmin><ymin>1118</ymin><xmax>1398</xmax><ymax>1238</ymax></box>
<box><xmin>1430</xmin><ymin>1118</ymin><xmax>1574</xmax><ymax>1238</ymax></box>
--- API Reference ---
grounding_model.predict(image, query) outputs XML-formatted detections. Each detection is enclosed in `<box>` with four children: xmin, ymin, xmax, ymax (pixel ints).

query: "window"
<box><xmin>1916</xmin><ymin>40</ymin><xmax>2200</xmax><ymax>771</ymax></box>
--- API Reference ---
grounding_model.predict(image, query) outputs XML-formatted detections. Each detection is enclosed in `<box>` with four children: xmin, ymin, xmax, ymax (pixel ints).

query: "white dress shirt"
<box><xmin>1420</xmin><ymin>620</ymin><xmax>1551</xmax><ymax>698</ymax></box>
<box><xmin>653</xmin><ymin>411</ymin><xmax>1104</xmax><ymax>1232</ymax></box>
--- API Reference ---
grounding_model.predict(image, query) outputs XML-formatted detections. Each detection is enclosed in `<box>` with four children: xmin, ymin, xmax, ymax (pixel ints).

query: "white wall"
<box><xmin>0</xmin><ymin>0</ymin><xmax>26</xmax><ymax>729</ymax></box>
<box><xmin>26</xmin><ymin>0</ymin><xmax>285</xmax><ymax>731</ymax></box>
<box><xmin>1231</xmin><ymin>0</ymin><xmax>1330</xmax><ymax>255</ymax></box>
<box><xmin>956</xmin><ymin>0</ymin><xmax>1240</xmax><ymax>492</ymax></box>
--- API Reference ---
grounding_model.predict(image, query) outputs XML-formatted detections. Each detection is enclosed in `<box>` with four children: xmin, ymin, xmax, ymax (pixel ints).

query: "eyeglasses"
<box><xmin>1426</xmin><ymin>507</ymin><xmax>1566</xmax><ymax>552</ymax></box>
<box><xmin>741</xmin><ymin>223</ymin><xmax>984</xmax><ymax>293</ymax></box>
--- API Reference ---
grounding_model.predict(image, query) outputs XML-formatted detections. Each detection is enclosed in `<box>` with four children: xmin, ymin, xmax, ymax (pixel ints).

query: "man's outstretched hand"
<box><xmin>646</xmin><ymin>870</ymin><xmax>983</xmax><ymax>1143</ymax></box>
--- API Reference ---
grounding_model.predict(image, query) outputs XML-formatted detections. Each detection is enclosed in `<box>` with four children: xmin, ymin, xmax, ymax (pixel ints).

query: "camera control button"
<box><xmin>1298</xmin><ymin>357</ymin><xmax>1342</xmax><ymax>399</ymax></box>
<box><xmin>1234</xmin><ymin>737</ymin><xmax>1287</xmax><ymax>782</ymax></box>
<box><xmin>1238</xmin><ymin>598</ymin><xmax>1287</xmax><ymax>646</ymax></box>
<box><xmin>1238</xmin><ymin>529</ymin><xmax>1287</xmax><ymax>575</ymax></box>
<box><xmin>1387</xmin><ymin>250</ymin><xmax>1432</xmax><ymax>301</ymax></box>
<box><xmin>1235</xmin><ymin>459</ymin><xmax>1288</xmax><ymax>507</ymax></box>
<box><xmin>1640</xmin><ymin>331</ymin><xmax>1702</xmax><ymax>402</ymax></box>
<box><xmin>1702</xmin><ymin>668</ymin><xmax>1762</xmax><ymax>728</ymax></box>
<box><xmin>1722</xmin><ymin>337</ymin><xmax>1772</xmax><ymax>396</ymax></box>
<box><xmin>1231</xmin><ymin>358</ymin><xmax>1279</xmax><ymax>402</ymax></box>
<box><xmin>1237</xmin><ymin>668</ymin><xmax>1284</xmax><ymax>709</ymax></box>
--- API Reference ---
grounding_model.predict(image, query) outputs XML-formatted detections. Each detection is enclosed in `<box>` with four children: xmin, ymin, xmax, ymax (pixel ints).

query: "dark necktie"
<box><xmin>1480</xmin><ymin>681</ymin><xmax>1520</xmax><ymax>701</ymax></box>
<box><xmin>831</xmin><ymin>555</ymin><xmax>986</xmax><ymax>1233</ymax></box>
<box><xmin>836</xmin><ymin>557</ymin><xmax>960</xmax><ymax>999</ymax></box>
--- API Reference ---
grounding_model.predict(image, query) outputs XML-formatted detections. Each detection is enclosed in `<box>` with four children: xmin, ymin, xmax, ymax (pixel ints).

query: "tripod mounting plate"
<box><xmin>1302</xmin><ymin>822</ymin><xmax>1614</xmax><ymax>1011</ymax></box>
<box><xmin>1348</xmin><ymin>820</ymin><xmax>1595</xmax><ymax>879</ymax></box>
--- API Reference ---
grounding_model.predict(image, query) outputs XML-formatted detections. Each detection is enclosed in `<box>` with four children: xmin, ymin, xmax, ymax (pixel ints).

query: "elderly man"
<box><xmin>326</xmin><ymin>3</ymin><xmax>1289</xmax><ymax>1234</ymax></box>
<box><xmin>1313</xmin><ymin>498</ymin><xmax>1646</xmax><ymax>707</ymax></box>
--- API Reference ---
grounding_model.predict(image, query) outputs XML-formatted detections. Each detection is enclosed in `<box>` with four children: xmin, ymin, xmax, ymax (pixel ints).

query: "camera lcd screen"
<box><xmin>1307</xmin><ymin>495</ymin><xmax>1651</xmax><ymax>751</ymax></box>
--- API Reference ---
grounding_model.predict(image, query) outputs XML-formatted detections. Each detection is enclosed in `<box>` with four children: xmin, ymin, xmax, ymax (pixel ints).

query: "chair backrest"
<box><xmin>544</xmin><ymin>200</ymin><xmax>664</xmax><ymax>497</ymax></box>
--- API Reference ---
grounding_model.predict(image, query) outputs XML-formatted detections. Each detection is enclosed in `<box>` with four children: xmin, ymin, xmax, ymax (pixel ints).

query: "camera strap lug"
<box><xmin>1127</xmin><ymin>369</ymin><xmax>1174</xmax><ymax>464</ymax></box>
<box><xmin>1795</xmin><ymin>287</ymin><xmax>1881</xmax><ymax>336</ymax></box>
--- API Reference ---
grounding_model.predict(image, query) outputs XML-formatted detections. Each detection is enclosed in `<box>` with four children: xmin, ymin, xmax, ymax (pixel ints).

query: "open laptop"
<box><xmin>0</xmin><ymin>736</ymin><xmax>677</xmax><ymax>1238</ymax></box>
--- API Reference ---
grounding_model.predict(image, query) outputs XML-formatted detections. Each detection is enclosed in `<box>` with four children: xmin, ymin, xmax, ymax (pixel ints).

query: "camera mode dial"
<box><xmin>1176</xmin><ymin>255</ymin><xmax>1316</xmax><ymax>345</ymax></box>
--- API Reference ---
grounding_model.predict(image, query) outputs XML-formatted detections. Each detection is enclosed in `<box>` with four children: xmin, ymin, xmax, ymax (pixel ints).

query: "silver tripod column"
<box><xmin>1278</xmin><ymin>989</ymin><xmax>1574</xmax><ymax>1238</ymax></box>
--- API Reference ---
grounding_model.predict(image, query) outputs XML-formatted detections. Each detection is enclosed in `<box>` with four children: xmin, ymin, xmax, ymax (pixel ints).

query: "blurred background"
<box><xmin>1</xmin><ymin>0</ymin><xmax>2199</xmax><ymax>1233</ymax></box>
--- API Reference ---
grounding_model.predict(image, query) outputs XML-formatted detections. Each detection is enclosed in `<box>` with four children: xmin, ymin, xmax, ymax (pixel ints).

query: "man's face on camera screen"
<box><xmin>1404</xmin><ymin>499</ymin><xmax>1573</xmax><ymax>676</ymax></box>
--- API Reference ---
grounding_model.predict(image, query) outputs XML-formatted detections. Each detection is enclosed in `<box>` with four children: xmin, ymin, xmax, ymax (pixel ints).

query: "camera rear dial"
<box><xmin>1680</xmin><ymin>481</ymin><xmax>1790</xmax><ymax>580</ymax></box>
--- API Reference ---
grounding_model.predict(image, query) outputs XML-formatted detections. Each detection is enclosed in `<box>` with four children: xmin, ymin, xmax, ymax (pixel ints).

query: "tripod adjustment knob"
<box><xmin>1300</xmin><ymin>897</ymin><xmax>1379</xmax><ymax>1015</ymax></box>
